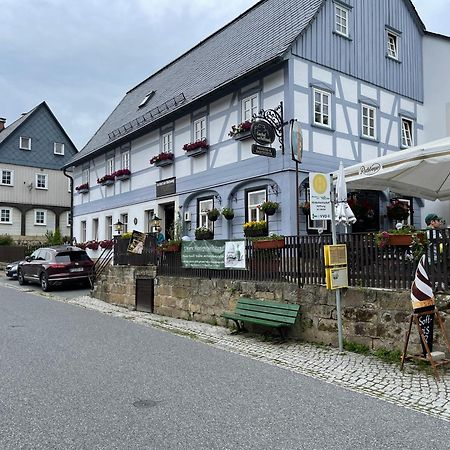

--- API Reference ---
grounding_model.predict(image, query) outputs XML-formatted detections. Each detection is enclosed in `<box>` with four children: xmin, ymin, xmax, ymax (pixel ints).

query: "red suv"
<box><xmin>18</xmin><ymin>246</ymin><xmax>94</xmax><ymax>291</ymax></box>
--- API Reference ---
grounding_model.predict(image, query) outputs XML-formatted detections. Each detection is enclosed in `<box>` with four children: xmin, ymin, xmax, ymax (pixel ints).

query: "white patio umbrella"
<box><xmin>335</xmin><ymin>161</ymin><xmax>356</xmax><ymax>225</ymax></box>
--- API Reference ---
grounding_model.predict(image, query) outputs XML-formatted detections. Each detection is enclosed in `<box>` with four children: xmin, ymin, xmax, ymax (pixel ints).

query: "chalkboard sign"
<box><xmin>416</xmin><ymin>307</ymin><xmax>435</xmax><ymax>355</ymax></box>
<box><xmin>156</xmin><ymin>177</ymin><xmax>176</xmax><ymax>197</ymax></box>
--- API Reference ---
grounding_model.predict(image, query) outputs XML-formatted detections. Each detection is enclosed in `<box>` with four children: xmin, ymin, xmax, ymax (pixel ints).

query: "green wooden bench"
<box><xmin>222</xmin><ymin>297</ymin><xmax>300</xmax><ymax>337</ymax></box>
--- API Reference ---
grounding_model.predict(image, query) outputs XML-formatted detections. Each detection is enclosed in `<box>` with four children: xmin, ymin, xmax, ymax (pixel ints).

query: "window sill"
<box><xmin>311</xmin><ymin>123</ymin><xmax>334</xmax><ymax>132</ymax></box>
<box><xmin>386</xmin><ymin>55</ymin><xmax>401</xmax><ymax>63</ymax></box>
<box><xmin>34</xmin><ymin>223</ymin><xmax>47</xmax><ymax>226</ymax></box>
<box><xmin>360</xmin><ymin>135</ymin><xmax>379</xmax><ymax>143</ymax></box>
<box><xmin>333</xmin><ymin>30</ymin><xmax>352</xmax><ymax>41</ymax></box>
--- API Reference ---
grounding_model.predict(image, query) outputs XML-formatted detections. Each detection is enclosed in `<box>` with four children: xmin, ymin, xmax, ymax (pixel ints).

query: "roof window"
<box><xmin>138</xmin><ymin>91</ymin><xmax>155</xmax><ymax>108</ymax></box>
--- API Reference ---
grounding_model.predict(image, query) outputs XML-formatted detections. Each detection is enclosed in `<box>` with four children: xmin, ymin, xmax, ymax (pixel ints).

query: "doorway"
<box><xmin>163</xmin><ymin>203</ymin><xmax>175</xmax><ymax>240</ymax></box>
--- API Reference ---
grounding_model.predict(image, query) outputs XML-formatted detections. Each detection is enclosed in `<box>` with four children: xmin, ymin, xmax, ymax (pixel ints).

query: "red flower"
<box><xmin>183</xmin><ymin>139</ymin><xmax>209</xmax><ymax>151</ymax></box>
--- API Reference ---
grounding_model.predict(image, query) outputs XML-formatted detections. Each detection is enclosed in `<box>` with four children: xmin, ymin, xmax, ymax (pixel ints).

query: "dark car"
<box><xmin>17</xmin><ymin>246</ymin><xmax>94</xmax><ymax>291</ymax></box>
<box><xmin>5</xmin><ymin>260</ymin><xmax>21</xmax><ymax>279</ymax></box>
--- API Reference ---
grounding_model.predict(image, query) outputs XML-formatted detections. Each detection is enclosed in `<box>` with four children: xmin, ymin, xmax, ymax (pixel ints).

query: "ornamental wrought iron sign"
<box><xmin>251</xmin><ymin>102</ymin><xmax>285</xmax><ymax>153</ymax></box>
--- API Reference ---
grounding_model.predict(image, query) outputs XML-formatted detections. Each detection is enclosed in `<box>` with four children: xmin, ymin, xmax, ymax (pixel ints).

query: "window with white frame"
<box><xmin>120</xmin><ymin>213</ymin><xmax>128</xmax><ymax>233</ymax></box>
<box><xmin>92</xmin><ymin>218</ymin><xmax>99</xmax><ymax>241</ymax></box>
<box><xmin>35</xmin><ymin>173</ymin><xmax>48</xmax><ymax>190</ymax></box>
<box><xmin>19</xmin><ymin>136</ymin><xmax>31</xmax><ymax>150</ymax></box>
<box><xmin>105</xmin><ymin>216</ymin><xmax>113</xmax><ymax>240</ymax></box>
<box><xmin>361</xmin><ymin>104</ymin><xmax>376</xmax><ymax>139</ymax></box>
<box><xmin>162</xmin><ymin>131</ymin><xmax>173</xmax><ymax>153</ymax></box>
<box><xmin>0</xmin><ymin>208</ymin><xmax>12</xmax><ymax>224</ymax></box>
<box><xmin>82</xmin><ymin>168</ymin><xmax>89</xmax><ymax>184</ymax></box>
<box><xmin>242</xmin><ymin>94</ymin><xmax>259</xmax><ymax>122</ymax></box>
<box><xmin>121</xmin><ymin>151</ymin><xmax>130</xmax><ymax>170</ymax></box>
<box><xmin>107</xmin><ymin>158</ymin><xmax>114</xmax><ymax>175</ymax></box>
<box><xmin>401</xmin><ymin>117</ymin><xmax>414</xmax><ymax>148</ymax></box>
<box><xmin>80</xmin><ymin>220</ymin><xmax>87</xmax><ymax>242</ymax></box>
<box><xmin>335</xmin><ymin>3</ymin><xmax>349</xmax><ymax>37</ymax></box>
<box><xmin>67</xmin><ymin>212</ymin><xmax>71</xmax><ymax>227</ymax></box>
<box><xmin>0</xmin><ymin>169</ymin><xmax>13</xmax><ymax>186</ymax></box>
<box><xmin>198</xmin><ymin>198</ymin><xmax>213</xmax><ymax>229</ymax></box>
<box><xmin>54</xmin><ymin>142</ymin><xmax>64</xmax><ymax>155</ymax></box>
<box><xmin>35</xmin><ymin>210</ymin><xmax>46</xmax><ymax>225</ymax></box>
<box><xmin>313</xmin><ymin>88</ymin><xmax>331</xmax><ymax>127</ymax></box>
<box><xmin>387</xmin><ymin>31</ymin><xmax>398</xmax><ymax>59</ymax></box>
<box><xmin>194</xmin><ymin>117</ymin><xmax>207</xmax><ymax>141</ymax></box>
<box><xmin>247</xmin><ymin>189</ymin><xmax>266</xmax><ymax>222</ymax></box>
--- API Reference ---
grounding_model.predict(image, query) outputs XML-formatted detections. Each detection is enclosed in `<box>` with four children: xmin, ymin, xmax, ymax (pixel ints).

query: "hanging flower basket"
<box><xmin>222</xmin><ymin>207</ymin><xmax>235</xmax><ymax>220</ymax></box>
<box><xmin>195</xmin><ymin>227</ymin><xmax>214</xmax><ymax>240</ymax></box>
<box><xmin>259</xmin><ymin>201</ymin><xmax>279</xmax><ymax>216</ymax></box>
<box><xmin>207</xmin><ymin>208</ymin><xmax>220</xmax><ymax>222</ymax></box>
<box><xmin>386</xmin><ymin>199</ymin><xmax>410</xmax><ymax>221</ymax></box>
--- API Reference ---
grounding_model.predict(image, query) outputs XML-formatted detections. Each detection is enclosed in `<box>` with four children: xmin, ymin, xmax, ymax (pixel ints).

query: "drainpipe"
<box><xmin>63</xmin><ymin>168</ymin><xmax>74</xmax><ymax>242</ymax></box>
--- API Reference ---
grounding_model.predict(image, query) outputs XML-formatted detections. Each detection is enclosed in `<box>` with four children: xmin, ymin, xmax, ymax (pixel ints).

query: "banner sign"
<box><xmin>290</xmin><ymin>120</ymin><xmax>303</xmax><ymax>163</ymax></box>
<box><xmin>182</xmin><ymin>240</ymin><xmax>246</xmax><ymax>269</ymax></box>
<box><xmin>309</xmin><ymin>172</ymin><xmax>332</xmax><ymax>220</ymax></box>
<box><xmin>127</xmin><ymin>230</ymin><xmax>146</xmax><ymax>254</ymax></box>
<box><xmin>156</xmin><ymin>177</ymin><xmax>176</xmax><ymax>197</ymax></box>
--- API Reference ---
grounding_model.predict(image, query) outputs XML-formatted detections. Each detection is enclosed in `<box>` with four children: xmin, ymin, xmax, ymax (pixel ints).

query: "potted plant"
<box><xmin>97</xmin><ymin>174</ymin><xmax>115</xmax><ymax>186</ymax></box>
<box><xmin>183</xmin><ymin>139</ymin><xmax>209</xmax><ymax>157</ymax></box>
<box><xmin>259</xmin><ymin>201</ymin><xmax>279</xmax><ymax>216</ymax></box>
<box><xmin>75</xmin><ymin>183</ymin><xmax>89</xmax><ymax>194</ymax></box>
<box><xmin>159</xmin><ymin>239</ymin><xmax>181</xmax><ymax>252</ymax></box>
<box><xmin>252</xmin><ymin>233</ymin><xmax>285</xmax><ymax>250</ymax></box>
<box><xmin>347</xmin><ymin>197</ymin><xmax>375</xmax><ymax>222</ymax></box>
<box><xmin>195</xmin><ymin>226</ymin><xmax>214</xmax><ymax>240</ymax></box>
<box><xmin>243</xmin><ymin>220</ymin><xmax>268</xmax><ymax>238</ymax></box>
<box><xmin>85</xmin><ymin>240</ymin><xmax>99</xmax><ymax>250</ymax></box>
<box><xmin>375</xmin><ymin>226</ymin><xmax>428</xmax><ymax>259</ymax></box>
<box><xmin>207</xmin><ymin>208</ymin><xmax>220</xmax><ymax>222</ymax></box>
<box><xmin>114</xmin><ymin>169</ymin><xmax>131</xmax><ymax>181</ymax></box>
<box><xmin>228</xmin><ymin>120</ymin><xmax>252</xmax><ymax>140</ymax></box>
<box><xmin>150</xmin><ymin>152</ymin><xmax>174</xmax><ymax>167</ymax></box>
<box><xmin>222</xmin><ymin>207</ymin><xmax>235</xmax><ymax>220</ymax></box>
<box><xmin>76</xmin><ymin>242</ymin><xmax>87</xmax><ymax>250</ymax></box>
<box><xmin>386</xmin><ymin>199</ymin><xmax>410</xmax><ymax>221</ymax></box>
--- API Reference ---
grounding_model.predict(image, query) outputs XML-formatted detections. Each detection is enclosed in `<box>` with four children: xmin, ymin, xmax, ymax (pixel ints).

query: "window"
<box><xmin>145</xmin><ymin>210</ymin><xmax>154</xmax><ymax>233</ymax></box>
<box><xmin>107</xmin><ymin>158</ymin><xmax>114</xmax><ymax>175</ymax></box>
<box><xmin>121</xmin><ymin>151</ymin><xmax>130</xmax><ymax>170</ymax></box>
<box><xmin>198</xmin><ymin>198</ymin><xmax>213</xmax><ymax>229</ymax></box>
<box><xmin>162</xmin><ymin>131</ymin><xmax>173</xmax><ymax>153</ymax></box>
<box><xmin>387</xmin><ymin>32</ymin><xmax>398</xmax><ymax>59</ymax></box>
<box><xmin>35</xmin><ymin>173</ymin><xmax>48</xmax><ymax>190</ymax></box>
<box><xmin>19</xmin><ymin>136</ymin><xmax>31</xmax><ymax>150</ymax></box>
<box><xmin>120</xmin><ymin>213</ymin><xmax>128</xmax><ymax>233</ymax></box>
<box><xmin>54</xmin><ymin>142</ymin><xmax>65</xmax><ymax>155</ymax></box>
<box><xmin>82</xmin><ymin>168</ymin><xmax>89</xmax><ymax>184</ymax></box>
<box><xmin>105</xmin><ymin>216</ymin><xmax>113</xmax><ymax>240</ymax></box>
<box><xmin>92</xmin><ymin>218</ymin><xmax>99</xmax><ymax>241</ymax></box>
<box><xmin>247</xmin><ymin>189</ymin><xmax>266</xmax><ymax>222</ymax></box>
<box><xmin>361</xmin><ymin>104</ymin><xmax>376</xmax><ymax>139</ymax></box>
<box><xmin>401</xmin><ymin>118</ymin><xmax>413</xmax><ymax>148</ymax></box>
<box><xmin>81</xmin><ymin>220</ymin><xmax>87</xmax><ymax>242</ymax></box>
<box><xmin>138</xmin><ymin>90</ymin><xmax>155</xmax><ymax>108</ymax></box>
<box><xmin>35</xmin><ymin>210</ymin><xmax>46</xmax><ymax>225</ymax></box>
<box><xmin>335</xmin><ymin>3</ymin><xmax>349</xmax><ymax>37</ymax></box>
<box><xmin>0</xmin><ymin>208</ymin><xmax>11</xmax><ymax>224</ymax></box>
<box><xmin>242</xmin><ymin>94</ymin><xmax>259</xmax><ymax>122</ymax></box>
<box><xmin>194</xmin><ymin>117</ymin><xmax>207</xmax><ymax>141</ymax></box>
<box><xmin>67</xmin><ymin>212</ymin><xmax>71</xmax><ymax>227</ymax></box>
<box><xmin>313</xmin><ymin>88</ymin><xmax>331</xmax><ymax>127</ymax></box>
<box><xmin>0</xmin><ymin>169</ymin><xmax>13</xmax><ymax>186</ymax></box>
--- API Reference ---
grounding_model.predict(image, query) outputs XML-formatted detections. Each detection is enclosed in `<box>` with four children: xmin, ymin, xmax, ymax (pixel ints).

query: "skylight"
<box><xmin>138</xmin><ymin>90</ymin><xmax>155</xmax><ymax>108</ymax></box>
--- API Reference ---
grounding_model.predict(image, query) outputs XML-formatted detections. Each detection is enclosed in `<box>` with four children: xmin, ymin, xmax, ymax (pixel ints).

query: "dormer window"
<box><xmin>138</xmin><ymin>90</ymin><xmax>155</xmax><ymax>108</ymax></box>
<box><xmin>54</xmin><ymin>142</ymin><xmax>65</xmax><ymax>155</ymax></box>
<box><xmin>20</xmin><ymin>136</ymin><xmax>31</xmax><ymax>150</ymax></box>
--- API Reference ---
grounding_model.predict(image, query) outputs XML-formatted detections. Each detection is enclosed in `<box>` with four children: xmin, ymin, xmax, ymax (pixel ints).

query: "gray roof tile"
<box><xmin>68</xmin><ymin>0</ymin><xmax>325</xmax><ymax>166</ymax></box>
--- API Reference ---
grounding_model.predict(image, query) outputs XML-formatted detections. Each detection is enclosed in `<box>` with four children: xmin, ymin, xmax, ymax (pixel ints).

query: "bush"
<box><xmin>45</xmin><ymin>228</ymin><xmax>63</xmax><ymax>245</ymax></box>
<box><xmin>0</xmin><ymin>234</ymin><xmax>13</xmax><ymax>246</ymax></box>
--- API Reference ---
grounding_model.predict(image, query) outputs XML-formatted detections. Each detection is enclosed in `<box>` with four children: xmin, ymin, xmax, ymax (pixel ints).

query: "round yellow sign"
<box><xmin>312</xmin><ymin>174</ymin><xmax>328</xmax><ymax>194</ymax></box>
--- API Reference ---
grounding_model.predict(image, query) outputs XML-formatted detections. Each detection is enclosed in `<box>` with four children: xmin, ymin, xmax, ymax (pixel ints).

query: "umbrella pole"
<box><xmin>330</xmin><ymin>175</ymin><xmax>344</xmax><ymax>352</ymax></box>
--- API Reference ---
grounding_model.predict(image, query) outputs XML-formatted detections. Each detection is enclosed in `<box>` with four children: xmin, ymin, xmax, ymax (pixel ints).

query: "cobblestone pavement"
<box><xmin>6</xmin><ymin>280</ymin><xmax>450</xmax><ymax>422</ymax></box>
<box><xmin>58</xmin><ymin>294</ymin><xmax>450</xmax><ymax>422</ymax></box>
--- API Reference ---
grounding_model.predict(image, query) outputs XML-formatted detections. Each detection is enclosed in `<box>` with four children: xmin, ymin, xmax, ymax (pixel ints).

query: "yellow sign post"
<box><xmin>324</xmin><ymin>244</ymin><xmax>348</xmax><ymax>290</ymax></box>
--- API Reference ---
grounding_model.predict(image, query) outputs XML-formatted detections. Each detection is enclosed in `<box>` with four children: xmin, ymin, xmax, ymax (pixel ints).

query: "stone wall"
<box><xmin>92</xmin><ymin>267</ymin><xmax>449</xmax><ymax>353</ymax></box>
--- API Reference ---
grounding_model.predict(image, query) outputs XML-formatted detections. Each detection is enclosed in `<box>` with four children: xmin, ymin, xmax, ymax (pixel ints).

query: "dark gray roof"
<box><xmin>67</xmin><ymin>0</ymin><xmax>325</xmax><ymax>167</ymax></box>
<box><xmin>0</xmin><ymin>105</ymin><xmax>38</xmax><ymax>145</ymax></box>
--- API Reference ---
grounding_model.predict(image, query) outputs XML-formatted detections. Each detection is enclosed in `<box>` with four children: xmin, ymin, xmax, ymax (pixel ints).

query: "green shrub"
<box><xmin>45</xmin><ymin>228</ymin><xmax>63</xmax><ymax>245</ymax></box>
<box><xmin>0</xmin><ymin>234</ymin><xmax>13</xmax><ymax>246</ymax></box>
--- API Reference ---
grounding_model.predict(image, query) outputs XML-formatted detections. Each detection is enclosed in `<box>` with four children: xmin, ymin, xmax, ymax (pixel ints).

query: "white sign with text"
<box><xmin>309</xmin><ymin>172</ymin><xmax>332</xmax><ymax>220</ymax></box>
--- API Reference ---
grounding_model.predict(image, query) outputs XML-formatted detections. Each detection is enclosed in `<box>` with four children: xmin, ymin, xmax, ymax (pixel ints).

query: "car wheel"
<box><xmin>40</xmin><ymin>272</ymin><xmax>51</xmax><ymax>292</ymax></box>
<box><xmin>18</xmin><ymin>269</ymin><xmax>28</xmax><ymax>285</ymax></box>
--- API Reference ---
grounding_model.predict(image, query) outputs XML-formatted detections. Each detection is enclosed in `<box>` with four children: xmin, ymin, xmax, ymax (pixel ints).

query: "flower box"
<box><xmin>101</xmin><ymin>179</ymin><xmax>115</xmax><ymax>186</ymax></box>
<box><xmin>116</xmin><ymin>174</ymin><xmax>130</xmax><ymax>181</ymax></box>
<box><xmin>154</xmin><ymin>159</ymin><xmax>174</xmax><ymax>167</ymax></box>
<box><xmin>252</xmin><ymin>239</ymin><xmax>285</xmax><ymax>250</ymax></box>
<box><xmin>185</xmin><ymin>147</ymin><xmax>207</xmax><ymax>157</ymax></box>
<box><xmin>75</xmin><ymin>183</ymin><xmax>89</xmax><ymax>194</ymax></box>
<box><xmin>232</xmin><ymin>130</ymin><xmax>252</xmax><ymax>141</ymax></box>
<box><xmin>229</xmin><ymin>121</ymin><xmax>252</xmax><ymax>140</ymax></box>
<box><xmin>386</xmin><ymin>233</ymin><xmax>426</xmax><ymax>246</ymax></box>
<box><xmin>114</xmin><ymin>169</ymin><xmax>131</xmax><ymax>181</ymax></box>
<box><xmin>77</xmin><ymin>188</ymin><xmax>89</xmax><ymax>194</ymax></box>
<box><xmin>183</xmin><ymin>140</ymin><xmax>209</xmax><ymax>157</ymax></box>
<box><xmin>161</xmin><ymin>243</ymin><xmax>181</xmax><ymax>252</ymax></box>
<box><xmin>97</xmin><ymin>174</ymin><xmax>115</xmax><ymax>186</ymax></box>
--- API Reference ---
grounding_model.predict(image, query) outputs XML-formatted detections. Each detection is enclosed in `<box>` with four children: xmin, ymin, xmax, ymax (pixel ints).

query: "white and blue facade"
<box><xmin>66</xmin><ymin>0</ymin><xmax>449</xmax><ymax>246</ymax></box>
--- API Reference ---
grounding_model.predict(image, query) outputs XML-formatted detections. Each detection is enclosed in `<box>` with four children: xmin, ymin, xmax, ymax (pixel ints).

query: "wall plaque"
<box><xmin>156</xmin><ymin>177</ymin><xmax>176</xmax><ymax>197</ymax></box>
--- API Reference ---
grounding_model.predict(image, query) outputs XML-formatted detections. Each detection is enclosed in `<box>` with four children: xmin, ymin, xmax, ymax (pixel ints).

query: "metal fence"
<box><xmin>156</xmin><ymin>231</ymin><xmax>450</xmax><ymax>291</ymax></box>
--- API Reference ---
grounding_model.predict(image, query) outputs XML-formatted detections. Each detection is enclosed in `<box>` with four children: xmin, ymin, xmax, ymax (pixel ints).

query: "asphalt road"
<box><xmin>0</xmin><ymin>285</ymin><xmax>449</xmax><ymax>449</ymax></box>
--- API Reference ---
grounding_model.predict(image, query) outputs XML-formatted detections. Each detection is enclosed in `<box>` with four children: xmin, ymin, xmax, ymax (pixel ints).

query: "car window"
<box><xmin>35</xmin><ymin>250</ymin><xmax>46</xmax><ymax>261</ymax></box>
<box><xmin>29</xmin><ymin>250</ymin><xmax>38</xmax><ymax>260</ymax></box>
<box><xmin>55</xmin><ymin>251</ymin><xmax>91</xmax><ymax>263</ymax></box>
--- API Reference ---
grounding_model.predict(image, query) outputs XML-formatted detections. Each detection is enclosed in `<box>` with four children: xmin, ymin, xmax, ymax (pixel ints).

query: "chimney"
<box><xmin>0</xmin><ymin>118</ymin><xmax>5</xmax><ymax>132</ymax></box>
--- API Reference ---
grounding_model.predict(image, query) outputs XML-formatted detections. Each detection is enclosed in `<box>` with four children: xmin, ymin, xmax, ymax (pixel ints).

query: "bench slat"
<box><xmin>238</xmin><ymin>298</ymin><xmax>300</xmax><ymax>312</ymax></box>
<box><xmin>221</xmin><ymin>312</ymin><xmax>285</xmax><ymax>328</ymax></box>
<box><xmin>236</xmin><ymin>304</ymin><xmax>299</xmax><ymax>318</ymax></box>
<box><xmin>234</xmin><ymin>307</ymin><xmax>297</xmax><ymax>324</ymax></box>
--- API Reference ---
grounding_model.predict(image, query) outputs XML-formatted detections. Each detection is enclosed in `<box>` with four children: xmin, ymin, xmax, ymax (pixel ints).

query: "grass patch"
<box><xmin>343</xmin><ymin>340</ymin><xmax>370</xmax><ymax>355</ymax></box>
<box><xmin>373</xmin><ymin>348</ymin><xmax>402</xmax><ymax>364</ymax></box>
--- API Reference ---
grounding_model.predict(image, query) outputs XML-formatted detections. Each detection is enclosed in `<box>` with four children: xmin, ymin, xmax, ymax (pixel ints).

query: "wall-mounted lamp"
<box><xmin>269</xmin><ymin>184</ymin><xmax>280</xmax><ymax>196</ymax></box>
<box><xmin>114</xmin><ymin>220</ymin><xmax>123</xmax><ymax>235</ymax></box>
<box><xmin>214</xmin><ymin>194</ymin><xmax>222</xmax><ymax>205</ymax></box>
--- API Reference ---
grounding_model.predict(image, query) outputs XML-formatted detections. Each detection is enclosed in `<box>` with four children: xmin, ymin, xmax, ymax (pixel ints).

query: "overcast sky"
<box><xmin>1</xmin><ymin>0</ymin><xmax>449</xmax><ymax>150</ymax></box>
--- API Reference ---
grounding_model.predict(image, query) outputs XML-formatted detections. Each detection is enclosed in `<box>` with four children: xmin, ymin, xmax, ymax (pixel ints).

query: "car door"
<box><xmin>29</xmin><ymin>249</ymin><xmax>46</xmax><ymax>280</ymax></box>
<box><xmin>21</xmin><ymin>250</ymin><xmax>38</xmax><ymax>280</ymax></box>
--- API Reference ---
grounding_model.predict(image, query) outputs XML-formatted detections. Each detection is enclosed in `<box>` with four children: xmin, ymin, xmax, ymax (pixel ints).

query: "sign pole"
<box><xmin>330</xmin><ymin>175</ymin><xmax>344</xmax><ymax>352</ymax></box>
